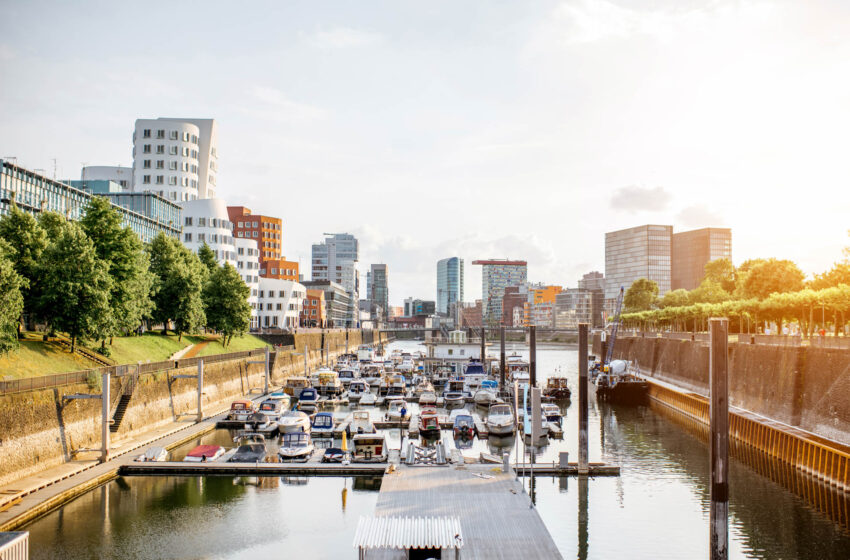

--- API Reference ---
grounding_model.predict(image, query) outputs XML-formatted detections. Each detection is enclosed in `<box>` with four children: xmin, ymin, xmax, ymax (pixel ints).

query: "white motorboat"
<box><xmin>357</xmin><ymin>344</ymin><xmax>375</xmax><ymax>362</ymax></box>
<box><xmin>385</xmin><ymin>398</ymin><xmax>410</xmax><ymax>422</ymax></box>
<box><xmin>348</xmin><ymin>410</ymin><xmax>376</xmax><ymax>435</ymax></box>
<box><xmin>278</xmin><ymin>410</ymin><xmax>311</xmax><ymax>433</ymax></box>
<box><xmin>419</xmin><ymin>390</ymin><xmax>437</xmax><ymax>405</ymax></box>
<box><xmin>486</xmin><ymin>403</ymin><xmax>516</xmax><ymax>436</ymax></box>
<box><xmin>542</xmin><ymin>403</ymin><xmax>563</xmax><ymax>426</ymax></box>
<box><xmin>347</xmin><ymin>380</ymin><xmax>369</xmax><ymax>401</ymax></box>
<box><xmin>444</xmin><ymin>391</ymin><xmax>465</xmax><ymax>408</ymax></box>
<box><xmin>311</xmin><ymin>412</ymin><xmax>335</xmax><ymax>436</ymax></box>
<box><xmin>278</xmin><ymin>432</ymin><xmax>314</xmax><ymax>462</ymax></box>
<box><xmin>473</xmin><ymin>380</ymin><xmax>499</xmax><ymax>406</ymax></box>
<box><xmin>183</xmin><ymin>445</ymin><xmax>225</xmax><ymax>462</ymax></box>
<box><xmin>135</xmin><ymin>446</ymin><xmax>167</xmax><ymax>462</ymax></box>
<box><xmin>398</xmin><ymin>357</ymin><xmax>415</xmax><ymax>373</ymax></box>
<box><xmin>337</xmin><ymin>368</ymin><xmax>357</xmax><ymax>388</ymax></box>
<box><xmin>360</xmin><ymin>392</ymin><xmax>377</xmax><ymax>406</ymax></box>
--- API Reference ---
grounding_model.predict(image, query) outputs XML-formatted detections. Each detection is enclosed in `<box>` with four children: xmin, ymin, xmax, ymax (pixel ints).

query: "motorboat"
<box><xmin>226</xmin><ymin>399</ymin><xmax>255</xmax><ymax>422</ymax></box>
<box><xmin>474</xmin><ymin>380</ymin><xmax>499</xmax><ymax>406</ymax></box>
<box><xmin>284</xmin><ymin>376</ymin><xmax>311</xmax><ymax>398</ymax></box>
<box><xmin>244</xmin><ymin>411</ymin><xmax>274</xmax><ymax>433</ymax></box>
<box><xmin>322</xmin><ymin>447</ymin><xmax>347</xmax><ymax>463</ymax></box>
<box><xmin>385</xmin><ymin>398</ymin><xmax>410</xmax><ymax>422</ymax></box>
<box><xmin>418</xmin><ymin>407</ymin><xmax>441</xmax><ymax>438</ymax></box>
<box><xmin>357</xmin><ymin>344</ymin><xmax>375</xmax><ymax>363</ymax></box>
<box><xmin>486</xmin><ymin>403</ymin><xmax>516</xmax><ymax>436</ymax></box>
<box><xmin>463</xmin><ymin>360</ymin><xmax>487</xmax><ymax>392</ymax></box>
<box><xmin>411</xmin><ymin>376</ymin><xmax>434</xmax><ymax>397</ymax></box>
<box><xmin>453</xmin><ymin>413</ymin><xmax>475</xmax><ymax>439</ymax></box>
<box><xmin>183</xmin><ymin>445</ymin><xmax>225</xmax><ymax>462</ymax></box>
<box><xmin>444</xmin><ymin>391</ymin><xmax>465</xmax><ymax>408</ymax></box>
<box><xmin>337</xmin><ymin>368</ymin><xmax>357</xmax><ymax>388</ymax></box>
<box><xmin>311</xmin><ymin>411</ymin><xmax>335</xmax><ymax>436</ymax></box>
<box><xmin>278</xmin><ymin>410</ymin><xmax>311</xmax><ymax>433</ymax></box>
<box><xmin>257</xmin><ymin>398</ymin><xmax>286</xmax><ymax>422</ymax></box>
<box><xmin>229</xmin><ymin>435</ymin><xmax>267</xmax><ymax>463</ymax></box>
<box><xmin>316</xmin><ymin>368</ymin><xmax>344</xmax><ymax>397</ymax></box>
<box><xmin>359</xmin><ymin>392</ymin><xmax>377</xmax><ymax>406</ymax></box>
<box><xmin>347</xmin><ymin>380</ymin><xmax>369</xmax><ymax>401</ymax></box>
<box><xmin>352</xmin><ymin>433</ymin><xmax>387</xmax><ymax>463</ymax></box>
<box><xmin>348</xmin><ymin>410</ymin><xmax>376</xmax><ymax>435</ymax></box>
<box><xmin>419</xmin><ymin>390</ymin><xmax>437</xmax><ymax>405</ymax></box>
<box><xmin>398</xmin><ymin>357</ymin><xmax>415</xmax><ymax>373</ymax></box>
<box><xmin>361</xmin><ymin>364</ymin><xmax>383</xmax><ymax>387</ymax></box>
<box><xmin>135</xmin><ymin>446</ymin><xmax>167</xmax><ymax>462</ymax></box>
<box><xmin>267</xmin><ymin>390</ymin><xmax>292</xmax><ymax>411</ymax></box>
<box><xmin>506</xmin><ymin>354</ymin><xmax>531</xmax><ymax>388</ymax></box>
<box><xmin>297</xmin><ymin>388</ymin><xmax>319</xmax><ymax>412</ymax></box>
<box><xmin>543</xmin><ymin>376</ymin><xmax>572</xmax><ymax>400</ymax></box>
<box><xmin>542</xmin><ymin>403</ymin><xmax>563</xmax><ymax>426</ymax></box>
<box><xmin>278</xmin><ymin>432</ymin><xmax>314</xmax><ymax>462</ymax></box>
<box><xmin>386</xmin><ymin>377</ymin><xmax>406</xmax><ymax>399</ymax></box>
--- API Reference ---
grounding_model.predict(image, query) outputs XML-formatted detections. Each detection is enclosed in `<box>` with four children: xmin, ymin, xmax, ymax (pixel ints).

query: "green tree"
<box><xmin>810</xmin><ymin>262</ymin><xmax>850</xmax><ymax>290</ymax></box>
<box><xmin>659</xmin><ymin>289</ymin><xmax>690</xmax><ymax>308</ymax></box>
<box><xmin>0</xmin><ymin>240</ymin><xmax>26</xmax><ymax>355</ymax></box>
<box><xmin>703</xmin><ymin>258</ymin><xmax>736</xmax><ymax>293</ymax></box>
<box><xmin>148</xmin><ymin>233</ymin><xmax>206</xmax><ymax>340</ymax></box>
<box><xmin>197</xmin><ymin>242</ymin><xmax>218</xmax><ymax>275</ymax></box>
<box><xmin>0</xmin><ymin>204</ymin><xmax>48</xmax><ymax>334</ymax></box>
<box><xmin>624</xmin><ymin>278</ymin><xmax>659</xmax><ymax>312</ymax></box>
<box><xmin>742</xmin><ymin>258</ymin><xmax>805</xmax><ymax>300</ymax></box>
<box><xmin>38</xmin><ymin>222</ymin><xmax>112</xmax><ymax>353</ymax></box>
<box><xmin>37</xmin><ymin>211</ymin><xmax>67</xmax><ymax>239</ymax></box>
<box><xmin>689</xmin><ymin>279</ymin><xmax>731</xmax><ymax>304</ymax></box>
<box><xmin>203</xmin><ymin>263</ymin><xmax>251</xmax><ymax>347</ymax></box>
<box><xmin>80</xmin><ymin>197</ymin><xmax>154</xmax><ymax>346</ymax></box>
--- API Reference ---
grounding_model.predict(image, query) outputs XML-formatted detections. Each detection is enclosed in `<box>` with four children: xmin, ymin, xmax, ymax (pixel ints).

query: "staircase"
<box><xmin>110</xmin><ymin>373</ymin><xmax>137</xmax><ymax>433</ymax></box>
<box><xmin>51</xmin><ymin>335</ymin><xmax>114</xmax><ymax>367</ymax></box>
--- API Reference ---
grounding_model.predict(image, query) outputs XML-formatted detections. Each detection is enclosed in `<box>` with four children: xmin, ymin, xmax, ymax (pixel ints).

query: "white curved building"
<box><xmin>179</xmin><ymin>198</ymin><xmax>236</xmax><ymax>266</ymax></box>
<box><xmin>132</xmin><ymin>118</ymin><xmax>218</xmax><ymax>201</ymax></box>
<box><xmin>257</xmin><ymin>278</ymin><xmax>305</xmax><ymax>329</ymax></box>
<box><xmin>235</xmin><ymin>237</ymin><xmax>260</xmax><ymax>329</ymax></box>
<box><xmin>81</xmin><ymin>165</ymin><xmax>133</xmax><ymax>190</ymax></box>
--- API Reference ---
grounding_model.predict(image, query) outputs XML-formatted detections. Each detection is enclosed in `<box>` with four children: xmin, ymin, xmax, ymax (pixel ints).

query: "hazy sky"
<box><xmin>2</xmin><ymin>0</ymin><xmax>849</xmax><ymax>305</ymax></box>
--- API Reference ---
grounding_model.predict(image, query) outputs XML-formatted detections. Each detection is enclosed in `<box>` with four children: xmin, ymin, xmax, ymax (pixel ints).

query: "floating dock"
<box><xmin>120</xmin><ymin>461</ymin><xmax>388</xmax><ymax>477</ymax></box>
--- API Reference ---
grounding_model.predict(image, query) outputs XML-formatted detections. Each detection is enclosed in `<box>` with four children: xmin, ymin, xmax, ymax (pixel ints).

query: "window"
<box><xmin>169</xmin><ymin>176</ymin><xmax>177</xmax><ymax>185</ymax></box>
<box><xmin>237</xmin><ymin>231</ymin><xmax>243</xmax><ymax>238</ymax></box>
<box><xmin>143</xmin><ymin>129</ymin><xmax>151</xmax><ymax>138</ymax></box>
<box><xmin>156</xmin><ymin>129</ymin><xmax>165</xmax><ymax>139</ymax></box>
<box><xmin>170</xmin><ymin>130</ymin><xmax>178</xmax><ymax>140</ymax></box>
<box><xmin>198</xmin><ymin>217</ymin><xmax>206</xmax><ymax>226</ymax></box>
<box><xmin>184</xmin><ymin>233</ymin><xmax>192</xmax><ymax>242</ymax></box>
<box><xmin>237</xmin><ymin>247</ymin><xmax>244</xmax><ymax>255</ymax></box>
<box><xmin>155</xmin><ymin>175</ymin><xmax>164</xmax><ymax>184</ymax></box>
<box><xmin>143</xmin><ymin>160</ymin><xmax>151</xmax><ymax>169</ymax></box>
<box><xmin>185</xmin><ymin>217</ymin><xmax>193</xmax><ymax>226</ymax></box>
<box><xmin>143</xmin><ymin>175</ymin><xmax>151</xmax><ymax>184</ymax></box>
<box><xmin>238</xmin><ymin>222</ymin><xmax>244</xmax><ymax>228</ymax></box>
<box><xmin>276</xmin><ymin>303</ymin><xmax>282</xmax><ymax>310</ymax></box>
<box><xmin>252</xmin><ymin>231</ymin><xmax>258</xmax><ymax>238</ymax></box>
<box><xmin>169</xmin><ymin>161</ymin><xmax>177</xmax><ymax>170</ymax></box>
<box><xmin>198</xmin><ymin>233</ymin><xmax>205</xmax><ymax>242</ymax></box>
<box><xmin>271</xmin><ymin>268</ymin><xmax>277</xmax><ymax>275</ymax></box>
<box><xmin>156</xmin><ymin>145</ymin><xmax>165</xmax><ymax>154</ymax></box>
<box><xmin>448</xmin><ymin>349</ymin><xmax>453</xmax><ymax>355</ymax></box>
<box><xmin>170</xmin><ymin>192</ymin><xmax>177</xmax><ymax>200</ymax></box>
<box><xmin>183</xmin><ymin>132</ymin><xmax>190</xmax><ymax>141</ymax></box>
<box><xmin>156</xmin><ymin>160</ymin><xmax>164</xmax><ymax>169</ymax></box>
<box><xmin>143</xmin><ymin>144</ymin><xmax>151</xmax><ymax>154</ymax></box>
<box><xmin>259</xmin><ymin>290</ymin><xmax>264</xmax><ymax>298</ymax></box>
<box><xmin>272</xmin><ymin>316</ymin><xmax>279</xmax><ymax>326</ymax></box>
<box><xmin>266</xmin><ymin>303</ymin><xmax>272</xmax><ymax>310</ymax></box>
<box><xmin>169</xmin><ymin>146</ymin><xmax>178</xmax><ymax>155</ymax></box>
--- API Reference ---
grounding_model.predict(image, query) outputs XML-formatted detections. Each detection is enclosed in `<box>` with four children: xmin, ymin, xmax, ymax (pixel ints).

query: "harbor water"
<box><xmin>22</xmin><ymin>341</ymin><xmax>850</xmax><ymax>559</ymax></box>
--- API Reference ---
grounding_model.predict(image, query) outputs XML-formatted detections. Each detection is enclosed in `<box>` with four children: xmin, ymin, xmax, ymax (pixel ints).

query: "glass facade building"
<box><xmin>436</xmin><ymin>257</ymin><xmax>464</xmax><ymax>316</ymax></box>
<box><xmin>604</xmin><ymin>225</ymin><xmax>672</xmax><ymax>301</ymax></box>
<box><xmin>311</xmin><ymin>233</ymin><xmax>360</xmax><ymax>327</ymax></box>
<box><xmin>671</xmin><ymin>228</ymin><xmax>732</xmax><ymax>291</ymax></box>
<box><xmin>472</xmin><ymin>259</ymin><xmax>528</xmax><ymax>326</ymax></box>
<box><xmin>369</xmin><ymin>263</ymin><xmax>389</xmax><ymax>320</ymax></box>
<box><xmin>1</xmin><ymin>160</ymin><xmax>180</xmax><ymax>243</ymax></box>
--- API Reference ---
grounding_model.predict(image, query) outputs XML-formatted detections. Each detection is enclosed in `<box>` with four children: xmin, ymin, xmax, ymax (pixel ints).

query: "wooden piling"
<box><xmin>529</xmin><ymin>326</ymin><xmax>537</xmax><ymax>388</ymax></box>
<box><xmin>500</xmin><ymin>326</ymin><xmax>506</xmax><ymax>393</ymax></box>
<box><xmin>709</xmin><ymin>318</ymin><xmax>729</xmax><ymax>560</ymax></box>
<box><xmin>578</xmin><ymin>323</ymin><xmax>589</xmax><ymax>474</ymax></box>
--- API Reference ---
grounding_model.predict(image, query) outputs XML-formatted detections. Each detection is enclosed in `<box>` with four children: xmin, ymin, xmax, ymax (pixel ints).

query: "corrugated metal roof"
<box><xmin>353</xmin><ymin>516</ymin><xmax>463</xmax><ymax>550</ymax></box>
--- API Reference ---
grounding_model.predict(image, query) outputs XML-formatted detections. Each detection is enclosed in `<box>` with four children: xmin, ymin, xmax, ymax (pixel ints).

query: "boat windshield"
<box><xmin>490</xmin><ymin>405</ymin><xmax>511</xmax><ymax>416</ymax></box>
<box><xmin>259</xmin><ymin>402</ymin><xmax>278</xmax><ymax>412</ymax></box>
<box><xmin>353</xmin><ymin>411</ymin><xmax>370</xmax><ymax>420</ymax></box>
<box><xmin>282</xmin><ymin>411</ymin><xmax>304</xmax><ymax>419</ymax></box>
<box><xmin>313</xmin><ymin>415</ymin><xmax>333</xmax><ymax>428</ymax></box>
<box><xmin>455</xmin><ymin>416</ymin><xmax>474</xmax><ymax>426</ymax></box>
<box><xmin>282</xmin><ymin>433</ymin><xmax>309</xmax><ymax>447</ymax></box>
<box><xmin>465</xmin><ymin>364</ymin><xmax>485</xmax><ymax>375</ymax></box>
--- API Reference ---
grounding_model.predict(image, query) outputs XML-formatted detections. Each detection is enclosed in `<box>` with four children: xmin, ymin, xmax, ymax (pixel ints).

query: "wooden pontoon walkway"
<box><xmin>371</xmin><ymin>464</ymin><xmax>563</xmax><ymax>559</ymax></box>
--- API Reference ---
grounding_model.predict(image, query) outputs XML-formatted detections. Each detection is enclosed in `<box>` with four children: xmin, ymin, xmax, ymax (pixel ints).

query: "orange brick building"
<box><xmin>300</xmin><ymin>289</ymin><xmax>326</xmax><ymax>327</ymax></box>
<box><xmin>228</xmin><ymin>206</ymin><xmax>299</xmax><ymax>280</ymax></box>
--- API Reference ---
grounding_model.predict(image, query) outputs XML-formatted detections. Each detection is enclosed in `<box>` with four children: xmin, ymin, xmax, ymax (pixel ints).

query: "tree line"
<box><xmin>0</xmin><ymin>199</ymin><xmax>251</xmax><ymax>356</ymax></box>
<box><xmin>620</xmin><ymin>249</ymin><xmax>850</xmax><ymax>336</ymax></box>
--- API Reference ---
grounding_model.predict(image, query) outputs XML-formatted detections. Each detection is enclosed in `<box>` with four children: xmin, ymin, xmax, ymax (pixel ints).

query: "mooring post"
<box><xmin>480</xmin><ymin>327</ymin><xmax>486</xmax><ymax>369</ymax></box>
<box><xmin>197</xmin><ymin>359</ymin><xmax>204</xmax><ymax>422</ymax></box>
<box><xmin>529</xmin><ymin>325</ymin><xmax>537</xmax><ymax>388</ymax></box>
<box><xmin>345</xmin><ymin>328</ymin><xmax>349</xmax><ymax>354</ymax></box>
<box><xmin>578</xmin><ymin>472</ymin><xmax>589</xmax><ymax>560</ymax></box>
<box><xmin>578</xmin><ymin>323</ymin><xmax>589</xmax><ymax>474</ymax></box>
<box><xmin>101</xmin><ymin>371</ymin><xmax>110</xmax><ymax>463</ymax></box>
<box><xmin>304</xmin><ymin>343</ymin><xmax>309</xmax><ymax>375</ymax></box>
<box><xmin>710</xmin><ymin>318</ymin><xmax>729</xmax><ymax>560</ymax></box>
<box><xmin>500</xmin><ymin>326</ymin><xmax>506</xmax><ymax>393</ymax></box>
<box><xmin>264</xmin><ymin>346</ymin><xmax>270</xmax><ymax>395</ymax></box>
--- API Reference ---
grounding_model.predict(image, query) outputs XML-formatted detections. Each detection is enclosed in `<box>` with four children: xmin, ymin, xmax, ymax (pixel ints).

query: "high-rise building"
<box><xmin>179</xmin><ymin>198</ymin><xmax>237</xmax><ymax>266</ymax></box>
<box><xmin>132</xmin><ymin>118</ymin><xmax>219</xmax><ymax>201</ymax></box>
<box><xmin>436</xmin><ymin>257</ymin><xmax>464</xmax><ymax>316</ymax></box>
<box><xmin>302</xmin><ymin>280</ymin><xmax>352</xmax><ymax>328</ymax></box>
<box><xmin>554</xmin><ymin>289</ymin><xmax>594</xmax><ymax>329</ymax></box>
<box><xmin>604</xmin><ymin>225</ymin><xmax>672</xmax><ymax>301</ymax></box>
<box><xmin>227</xmin><ymin>206</ymin><xmax>282</xmax><ymax>262</ymax></box>
<box><xmin>472</xmin><ymin>259</ymin><xmax>528</xmax><ymax>326</ymax></box>
<box><xmin>672</xmin><ymin>228</ymin><xmax>733</xmax><ymax>291</ymax></box>
<box><xmin>524</xmin><ymin>284</ymin><xmax>562</xmax><ymax>327</ymax></box>
<box><xmin>369</xmin><ymin>264</ymin><xmax>389</xmax><ymax>321</ymax></box>
<box><xmin>578</xmin><ymin>271</ymin><xmax>605</xmax><ymax>328</ymax></box>
<box><xmin>311</xmin><ymin>233</ymin><xmax>359</xmax><ymax>326</ymax></box>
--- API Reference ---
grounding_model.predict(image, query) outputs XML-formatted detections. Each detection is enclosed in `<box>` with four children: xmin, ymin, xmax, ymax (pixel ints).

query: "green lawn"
<box><xmin>195</xmin><ymin>334</ymin><xmax>270</xmax><ymax>357</ymax></box>
<box><xmin>0</xmin><ymin>340</ymin><xmax>101</xmax><ymax>379</ymax></box>
<box><xmin>106</xmin><ymin>332</ymin><xmax>205</xmax><ymax>365</ymax></box>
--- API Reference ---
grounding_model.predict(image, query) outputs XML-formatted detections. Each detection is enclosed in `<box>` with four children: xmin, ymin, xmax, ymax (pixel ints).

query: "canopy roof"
<box><xmin>353</xmin><ymin>516</ymin><xmax>463</xmax><ymax>550</ymax></box>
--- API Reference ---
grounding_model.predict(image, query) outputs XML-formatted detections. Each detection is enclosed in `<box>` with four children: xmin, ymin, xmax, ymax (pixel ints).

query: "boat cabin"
<box><xmin>284</xmin><ymin>377</ymin><xmax>311</xmax><ymax>397</ymax></box>
<box><xmin>352</xmin><ymin>434</ymin><xmax>387</xmax><ymax>462</ymax></box>
<box><xmin>258</xmin><ymin>399</ymin><xmax>285</xmax><ymax>418</ymax></box>
<box><xmin>312</xmin><ymin>411</ymin><xmax>334</xmax><ymax>432</ymax></box>
<box><xmin>227</xmin><ymin>399</ymin><xmax>255</xmax><ymax>420</ymax></box>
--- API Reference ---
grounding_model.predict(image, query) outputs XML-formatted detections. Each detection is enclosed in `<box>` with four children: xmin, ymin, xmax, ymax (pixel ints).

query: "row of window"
<box><xmin>236</xmin><ymin>247</ymin><xmax>258</xmax><ymax>256</ymax></box>
<box><xmin>141</xmin><ymin>175</ymin><xmax>198</xmax><ymax>188</ymax></box>
<box><xmin>140</xmin><ymin>144</ymin><xmax>200</xmax><ymax>159</ymax></box>
<box><xmin>141</xmin><ymin>129</ymin><xmax>199</xmax><ymax>143</ymax></box>
<box><xmin>184</xmin><ymin>217</ymin><xmax>233</xmax><ymax>228</ymax></box>
<box><xmin>183</xmin><ymin>232</ymin><xmax>234</xmax><ymax>245</ymax></box>
<box><xmin>142</xmin><ymin>159</ymin><xmax>199</xmax><ymax>173</ymax></box>
<box><xmin>236</xmin><ymin>221</ymin><xmax>280</xmax><ymax>231</ymax></box>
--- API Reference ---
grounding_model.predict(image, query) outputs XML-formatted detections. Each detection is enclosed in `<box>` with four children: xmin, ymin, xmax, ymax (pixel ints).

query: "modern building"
<box><xmin>436</xmin><ymin>257</ymin><xmax>464</xmax><ymax>316</ymax></box>
<box><xmin>311</xmin><ymin>233</ymin><xmax>359</xmax><ymax>325</ymax></box>
<box><xmin>234</xmin><ymin>237</ymin><xmax>261</xmax><ymax>329</ymax></box>
<box><xmin>501</xmin><ymin>285</ymin><xmax>528</xmax><ymax>327</ymax></box>
<box><xmin>132</xmin><ymin>118</ymin><xmax>218</xmax><ymax>201</ymax></box>
<box><xmin>672</xmin><ymin>228</ymin><xmax>733</xmax><ymax>291</ymax></box>
<box><xmin>472</xmin><ymin>259</ymin><xmax>528</xmax><ymax>326</ymax></box>
<box><xmin>368</xmin><ymin>264</ymin><xmax>389</xmax><ymax>321</ymax></box>
<box><xmin>179</xmin><ymin>198</ymin><xmax>236</xmax><ymax>266</ymax></box>
<box><xmin>227</xmin><ymin>206</ymin><xmax>284</xmax><ymax>264</ymax></box>
<box><xmin>388</xmin><ymin>306</ymin><xmax>404</xmax><ymax>318</ymax></box>
<box><xmin>69</xmin><ymin>179</ymin><xmax>181</xmax><ymax>238</ymax></box>
<box><xmin>257</xmin><ymin>278</ymin><xmax>305</xmax><ymax>329</ymax></box>
<box><xmin>604</xmin><ymin>225</ymin><xmax>672</xmax><ymax>302</ymax></box>
<box><xmin>81</xmin><ymin>165</ymin><xmax>133</xmax><ymax>190</ymax></box>
<box><xmin>302</xmin><ymin>280</ymin><xmax>353</xmax><ymax>327</ymax></box>
<box><xmin>554</xmin><ymin>289</ymin><xmax>594</xmax><ymax>330</ymax></box>
<box><xmin>403</xmin><ymin>298</ymin><xmax>435</xmax><ymax>317</ymax></box>
<box><xmin>0</xmin><ymin>160</ymin><xmax>180</xmax><ymax>243</ymax></box>
<box><xmin>459</xmin><ymin>300</ymin><xmax>483</xmax><ymax>328</ymax></box>
<box><xmin>300</xmin><ymin>289</ymin><xmax>326</xmax><ymax>327</ymax></box>
<box><xmin>260</xmin><ymin>258</ymin><xmax>299</xmax><ymax>282</ymax></box>
<box><xmin>524</xmin><ymin>284</ymin><xmax>563</xmax><ymax>327</ymax></box>
<box><xmin>578</xmin><ymin>271</ymin><xmax>605</xmax><ymax>328</ymax></box>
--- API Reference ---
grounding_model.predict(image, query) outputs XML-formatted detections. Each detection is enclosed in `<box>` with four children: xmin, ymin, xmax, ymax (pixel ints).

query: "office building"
<box><xmin>368</xmin><ymin>264</ymin><xmax>389</xmax><ymax>320</ymax></box>
<box><xmin>604</xmin><ymin>225</ymin><xmax>672</xmax><ymax>301</ymax></box>
<box><xmin>404</xmin><ymin>298</ymin><xmax>436</xmax><ymax>317</ymax></box>
<box><xmin>301</xmin><ymin>289</ymin><xmax>326</xmax><ymax>327</ymax></box>
<box><xmin>554</xmin><ymin>289</ymin><xmax>594</xmax><ymax>329</ymax></box>
<box><xmin>311</xmin><ymin>233</ymin><xmax>359</xmax><ymax>325</ymax></box>
<box><xmin>260</xmin><ymin>258</ymin><xmax>299</xmax><ymax>282</ymax></box>
<box><xmin>672</xmin><ymin>228</ymin><xmax>733</xmax><ymax>291</ymax></box>
<box><xmin>234</xmin><ymin>237</ymin><xmax>260</xmax><ymax>329</ymax></box>
<box><xmin>81</xmin><ymin>165</ymin><xmax>133</xmax><ymax>190</ymax></box>
<box><xmin>578</xmin><ymin>271</ymin><xmax>605</xmax><ymax>328</ymax></box>
<box><xmin>436</xmin><ymin>257</ymin><xmax>464</xmax><ymax>316</ymax></box>
<box><xmin>179</xmin><ymin>198</ymin><xmax>236</xmax><ymax>266</ymax></box>
<box><xmin>70</xmin><ymin>179</ymin><xmax>181</xmax><ymax>238</ymax></box>
<box><xmin>472</xmin><ymin>259</ymin><xmax>528</xmax><ymax>326</ymax></box>
<box><xmin>132</xmin><ymin>118</ymin><xmax>218</xmax><ymax>201</ymax></box>
<box><xmin>1</xmin><ymin>160</ymin><xmax>180</xmax><ymax>243</ymax></box>
<box><xmin>227</xmin><ymin>206</ymin><xmax>284</xmax><ymax>263</ymax></box>
<box><xmin>302</xmin><ymin>280</ymin><xmax>353</xmax><ymax>328</ymax></box>
<box><xmin>524</xmin><ymin>284</ymin><xmax>562</xmax><ymax>327</ymax></box>
<box><xmin>257</xmin><ymin>278</ymin><xmax>305</xmax><ymax>329</ymax></box>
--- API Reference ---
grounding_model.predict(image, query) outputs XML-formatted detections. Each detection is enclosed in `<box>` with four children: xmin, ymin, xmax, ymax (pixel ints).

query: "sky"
<box><xmin>2</xmin><ymin>0</ymin><xmax>849</xmax><ymax>306</ymax></box>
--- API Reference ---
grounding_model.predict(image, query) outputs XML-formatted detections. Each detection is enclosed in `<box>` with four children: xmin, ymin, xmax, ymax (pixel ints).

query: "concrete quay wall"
<box><xmin>594</xmin><ymin>334</ymin><xmax>850</xmax><ymax>446</ymax></box>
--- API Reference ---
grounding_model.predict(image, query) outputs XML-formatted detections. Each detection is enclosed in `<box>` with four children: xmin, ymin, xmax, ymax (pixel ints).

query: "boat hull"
<box><xmin>595</xmin><ymin>380</ymin><xmax>649</xmax><ymax>404</ymax></box>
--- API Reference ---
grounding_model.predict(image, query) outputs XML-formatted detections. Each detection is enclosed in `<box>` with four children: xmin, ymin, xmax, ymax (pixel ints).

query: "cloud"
<box><xmin>308</xmin><ymin>27</ymin><xmax>383</xmax><ymax>49</ymax></box>
<box><xmin>676</xmin><ymin>204</ymin><xmax>725</xmax><ymax>228</ymax></box>
<box><xmin>0</xmin><ymin>45</ymin><xmax>14</xmax><ymax>61</ymax></box>
<box><xmin>609</xmin><ymin>185</ymin><xmax>671</xmax><ymax>213</ymax></box>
